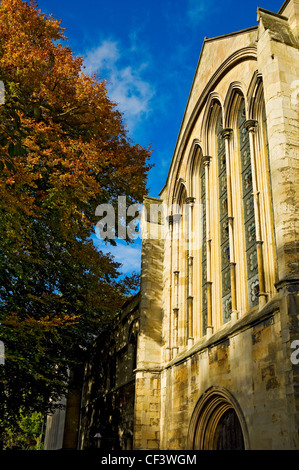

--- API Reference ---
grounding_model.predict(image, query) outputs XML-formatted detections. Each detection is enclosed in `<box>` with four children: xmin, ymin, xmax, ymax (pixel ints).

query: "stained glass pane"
<box><xmin>245</xmin><ymin>220</ymin><xmax>256</xmax><ymax>246</ymax></box>
<box><xmin>219</xmin><ymin>194</ymin><xmax>228</xmax><ymax>221</ymax></box>
<box><xmin>223</xmin><ymin>294</ymin><xmax>232</xmax><ymax>322</ymax></box>
<box><xmin>222</xmin><ymin>266</ymin><xmax>231</xmax><ymax>297</ymax></box>
<box><xmin>202</xmin><ymin>283</ymin><xmax>207</xmax><ymax>311</ymax></box>
<box><xmin>218</xmin><ymin>112</ymin><xmax>231</xmax><ymax>323</ymax></box>
<box><xmin>219</xmin><ymin>173</ymin><xmax>227</xmax><ymax>196</ymax></box>
<box><xmin>242</xmin><ymin>168</ymin><xmax>253</xmax><ymax>196</ymax></box>
<box><xmin>243</xmin><ymin>193</ymin><xmax>254</xmax><ymax>222</ymax></box>
<box><xmin>246</xmin><ymin>244</ymin><xmax>258</xmax><ymax>276</ymax></box>
<box><xmin>221</xmin><ymin>242</ymin><xmax>230</xmax><ymax>269</ymax></box>
<box><xmin>238</xmin><ymin>99</ymin><xmax>258</xmax><ymax>308</ymax></box>
<box><xmin>248</xmin><ymin>274</ymin><xmax>259</xmax><ymax>307</ymax></box>
<box><xmin>241</xmin><ymin>147</ymin><xmax>250</xmax><ymax>168</ymax></box>
<box><xmin>220</xmin><ymin>219</ymin><xmax>229</xmax><ymax>243</ymax></box>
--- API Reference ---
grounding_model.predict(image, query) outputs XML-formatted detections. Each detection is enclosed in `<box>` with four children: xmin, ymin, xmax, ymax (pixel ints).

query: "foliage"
<box><xmin>0</xmin><ymin>0</ymin><xmax>152</xmax><ymax>444</ymax></box>
<box><xmin>1</xmin><ymin>411</ymin><xmax>44</xmax><ymax>450</ymax></box>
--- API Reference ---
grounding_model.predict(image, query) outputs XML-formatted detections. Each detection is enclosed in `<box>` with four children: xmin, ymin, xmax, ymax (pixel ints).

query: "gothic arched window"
<box><xmin>238</xmin><ymin>99</ymin><xmax>259</xmax><ymax>308</ymax></box>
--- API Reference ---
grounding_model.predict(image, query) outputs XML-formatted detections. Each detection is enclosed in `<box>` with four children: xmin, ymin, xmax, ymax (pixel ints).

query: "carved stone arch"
<box><xmin>247</xmin><ymin>70</ymin><xmax>277</xmax><ymax>293</ymax></box>
<box><xmin>121</xmin><ymin>429</ymin><xmax>134</xmax><ymax>450</ymax></box>
<box><xmin>163</xmin><ymin>47</ymin><xmax>257</xmax><ymax>208</ymax></box>
<box><xmin>247</xmin><ymin>71</ymin><xmax>264</xmax><ymax>120</ymax></box>
<box><xmin>186</xmin><ymin>386</ymin><xmax>249</xmax><ymax>450</ymax></box>
<box><xmin>250</xmin><ymin>77</ymin><xmax>268</xmax><ymax>145</ymax></box>
<box><xmin>223</xmin><ymin>81</ymin><xmax>248</xmax><ymax>128</ymax></box>
<box><xmin>127</xmin><ymin>317</ymin><xmax>139</xmax><ymax>345</ymax></box>
<box><xmin>205</xmin><ymin>98</ymin><xmax>224</xmax><ymax>163</ymax></box>
<box><xmin>172</xmin><ymin>178</ymin><xmax>187</xmax><ymax>207</ymax></box>
<box><xmin>186</xmin><ymin>139</ymin><xmax>202</xmax><ymax>197</ymax></box>
<box><xmin>200</xmin><ymin>92</ymin><xmax>223</xmax><ymax>154</ymax></box>
<box><xmin>179</xmin><ymin>46</ymin><xmax>257</xmax><ymax>159</ymax></box>
<box><xmin>127</xmin><ymin>318</ymin><xmax>139</xmax><ymax>374</ymax></box>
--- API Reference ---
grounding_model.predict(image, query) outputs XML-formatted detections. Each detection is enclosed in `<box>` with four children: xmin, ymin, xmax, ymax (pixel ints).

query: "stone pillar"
<box><xmin>257</xmin><ymin>5</ymin><xmax>299</xmax><ymax>447</ymax></box>
<box><xmin>166</xmin><ymin>215</ymin><xmax>173</xmax><ymax>362</ymax></box>
<box><xmin>172</xmin><ymin>213</ymin><xmax>181</xmax><ymax>356</ymax></box>
<box><xmin>245</xmin><ymin>119</ymin><xmax>267</xmax><ymax>306</ymax></box>
<box><xmin>62</xmin><ymin>367</ymin><xmax>82</xmax><ymax>450</ymax></box>
<box><xmin>257</xmin><ymin>8</ymin><xmax>299</xmax><ymax>284</ymax></box>
<box><xmin>186</xmin><ymin>196</ymin><xmax>195</xmax><ymax>346</ymax></box>
<box><xmin>173</xmin><ymin>306</ymin><xmax>179</xmax><ymax>355</ymax></box>
<box><xmin>134</xmin><ymin>196</ymin><xmax>164</xmax><ymax>450</ymax></box>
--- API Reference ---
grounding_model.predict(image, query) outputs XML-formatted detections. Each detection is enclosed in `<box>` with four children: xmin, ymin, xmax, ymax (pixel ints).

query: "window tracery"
<box><xmin>167</xmin><ymin>81</ymin><xmax>273</xmax><ymax>352</ymax></box>
<box><xmin>238</xmin><ymin>99</ymin><xmax>259</xmax><ymax>308</ymax></box>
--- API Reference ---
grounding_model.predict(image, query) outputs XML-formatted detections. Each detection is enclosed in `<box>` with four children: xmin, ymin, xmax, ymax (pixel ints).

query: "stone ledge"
<box><xmin>133</xmin><ymin>297</ymin><xmax>282</xmax><ymax>376</ymax></box>
<box><xmin>165</xmin><ymin>296</ymin><xmax>281</xmax><ymax>369</ymax></box>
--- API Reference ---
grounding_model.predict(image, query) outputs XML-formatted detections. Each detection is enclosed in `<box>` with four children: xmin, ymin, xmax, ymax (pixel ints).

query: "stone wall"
<box><xmin>159</xmin><ymin>299</ymin><xmax>298</xmax><ymax>449</ymax></box>
<box><xmin>134</xmin><ymin>0</ymin><xmax>299</xmax><ymax>451</ymax></box>
<box><xmin>78</xmin><ymin>293</ymin><xmax>140</xmax><ymax>450</ymax></box>
<box><xmin>133</xmin><ymin>197</ymin><xmax>164</xmax><ymax>450</ymax></box>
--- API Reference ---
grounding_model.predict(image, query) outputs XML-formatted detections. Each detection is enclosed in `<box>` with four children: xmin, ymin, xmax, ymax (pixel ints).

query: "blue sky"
<box><xmin>36</xmin><ymin>0</ymin><xmax>283</xmax><ymax>278</ymax></box>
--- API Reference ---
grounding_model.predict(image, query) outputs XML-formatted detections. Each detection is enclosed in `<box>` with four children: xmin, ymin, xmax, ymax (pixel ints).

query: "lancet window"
<box><xmin>167</xmin><ymin>83</ymin><xmax>274</xmax><ymax>353</ymax></box>
<box><xmin>238</xmin><ymin>99</ymin><xmax>259</xmax><ymax>308</ymax></box>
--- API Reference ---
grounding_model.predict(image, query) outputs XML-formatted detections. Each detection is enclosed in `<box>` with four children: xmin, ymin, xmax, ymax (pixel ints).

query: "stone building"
<box><xmin>78</xmin><ymin>293</ymin><xmax>140</xmax><ymax>451</ymax></box>
<box><xmin>133</xmin><ymin>0</ymin><xmax>299</xmax><ymax>451</ymax></box>
<box><xmin>44</xmin><ymin>0</ymin><xmax>299</xmax><ymax>451</ymax></box>
<box><xmin>44</xmin><ymin>293</ymin><xmax>140</xmax><ymax>451</ymax></box>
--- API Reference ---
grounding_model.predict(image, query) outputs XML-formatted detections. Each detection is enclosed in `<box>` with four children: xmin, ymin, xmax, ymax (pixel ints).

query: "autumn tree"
<box><xmin>0</xmin><ymin>0</ymin><xmax>152</xmax><ymax>445</ymax></box>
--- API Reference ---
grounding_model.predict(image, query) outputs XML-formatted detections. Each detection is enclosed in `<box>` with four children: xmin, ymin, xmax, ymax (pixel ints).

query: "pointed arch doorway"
<box><xmin>187</xmin><ymin>387</ymin><xmax>249</xmax><ymax>450</ymax></box>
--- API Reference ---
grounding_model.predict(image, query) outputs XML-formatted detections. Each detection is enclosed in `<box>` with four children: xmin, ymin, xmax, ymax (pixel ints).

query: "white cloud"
<box><xmin>83</xmin><ymin>39</ymin><xmax>155</xmax><ymax>131</ymax></box>
<box><xmin>187</xmin><ymin>0</ymin><xmax>210</xmax><ymax>24</ymax></box>
<box><xmin>110</xmin><ymin>243</ymin><xmax>141</xmax><ymax>274</ymax></box>
<box><xmin>95</xmin><ymin>238</ymin><xmax>142</xmax><ymax>275</ymax></box>
<box><xmin>83</xmin><ymin>40</ymin><xmax>120</xmax><ymax>76</ymax></box>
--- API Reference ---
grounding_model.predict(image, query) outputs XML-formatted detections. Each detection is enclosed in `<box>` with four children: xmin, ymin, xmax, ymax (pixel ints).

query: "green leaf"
<box><xmin>4</xmin><ymin>158</ymin><xmax>15</xmax><ymax>172</ymax></box>
<box><xmin>14</xmin><ymin>141</ymin><xmax>27</xmax><ymax>157</ymax></box>
<box><xmin>0</xmin><ymin>136</ymin><xmax>8</xmax><ymax>147</ymax></box>
<box><xmin>33</xmin><ymin>104</ymin><xmax>41</xmax><ymax>121</ymax></box>
<box><xmin>6</xmin><ymin>141</ymin><xmax>26</xmax><ymax>158</ymax></box>
<box><xmin>13</xmin><ymin>112</ymin><xmax>21</xmax><ymax>130</ymax></box>
<box><xmin>8</xmin><ymin>142</ymin><xmax>14</xmax><ymax>157</ymax></box>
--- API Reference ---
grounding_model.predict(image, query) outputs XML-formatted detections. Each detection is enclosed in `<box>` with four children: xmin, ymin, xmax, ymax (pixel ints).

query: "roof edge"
<box><xmin>257</xmin><ymin>6</ymin><xmax>289</xmax><ymax>21</ymax></box>
<box><xmin>204</xmin><ymin>25</ymin><xmax>258</xmax><ymax>43</ymax></box>
<box><xmin>278</xmin><ymin>0</ymin><xmax>291</xmax><ymax>15</ymax></box>
<box><xmin>158</xmin><ymin>26</ymin><xmax>259</xmax><ymax>198</ymax></box>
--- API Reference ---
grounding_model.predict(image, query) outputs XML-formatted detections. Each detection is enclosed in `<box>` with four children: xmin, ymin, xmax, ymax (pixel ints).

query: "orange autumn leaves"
<box><xmin>0</xmin><ymin>1</ymin><xmax>151</xmax><ymax>343</ymax></box>
<box><xmin>0</xmin><ymin>0</ymin><xmax>152</xmax><ymax>222</ymax></box>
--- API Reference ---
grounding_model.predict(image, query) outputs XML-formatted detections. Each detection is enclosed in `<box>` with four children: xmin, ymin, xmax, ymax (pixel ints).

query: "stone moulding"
<box><xmin>164</xmin><ymin>296</ymin><xmax>281</xmax><ymax>369</ymax></box>
<box><xmin>161</xmin><ymin>45</ymin><xmax>258</xmax><ymax>200</ymax></box>
<box><xmin>183</xmin><ymin>46</ymin><xmax>258</xmax><ymax>149</ymax></box>
<box><xmin>186</xmin><ymin>385</ymin><xmax>250</xmax><ymax>450</ymax></box>
<box><xmin>134</xmin><ymin>297</ymin><xmax>281</xmax><ymax>376</ymax></box>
